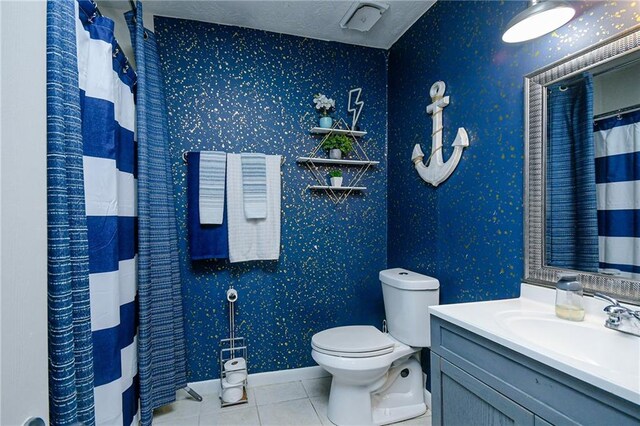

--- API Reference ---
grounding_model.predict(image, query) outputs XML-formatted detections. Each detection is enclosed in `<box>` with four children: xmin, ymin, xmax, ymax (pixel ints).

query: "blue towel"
<box><xmin>241</xmin><ymin>153</ymin><xmax>267</xmax><ymax>219</ymax></box>
<box><xmin>187</xmin><ymin>151</ymin><xmax>229</xmax><ymax>260</ymax></box>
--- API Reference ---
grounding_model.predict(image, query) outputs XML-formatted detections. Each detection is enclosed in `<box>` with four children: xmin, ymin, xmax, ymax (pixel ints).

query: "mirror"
<box><xmin>525</xmin><ymin>25</ymin><xmax>640</xmax><ymax>303</ymax></box>
<box><xmin>545</xmin><ymin>53</ymin><xmax>640</xmax><ymax>280</ymax></box>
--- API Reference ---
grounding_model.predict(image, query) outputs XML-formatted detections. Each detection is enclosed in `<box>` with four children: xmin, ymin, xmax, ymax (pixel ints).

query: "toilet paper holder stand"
<box><xmin>219</xmin><ymin>336</ymin><xmax>248</xmax><ymax>407</ymax></box>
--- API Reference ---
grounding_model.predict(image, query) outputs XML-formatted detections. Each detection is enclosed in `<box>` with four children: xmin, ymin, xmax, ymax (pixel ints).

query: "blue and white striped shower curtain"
<box><xmin>77</xmin><ymin>1</ymin><xmax>139</xmax><ymax>424</ymax></box>
<box><xmin>594</xmin><ymin>110</ymin><xmax>640</xmax><ymax>279</ymax></box>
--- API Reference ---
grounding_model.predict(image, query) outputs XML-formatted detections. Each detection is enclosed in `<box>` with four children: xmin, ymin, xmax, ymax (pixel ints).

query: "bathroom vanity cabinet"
<box><xmin>430</xmin><ymin>317</ymin><xmax>640</xmax><ymax>425</ymax></box>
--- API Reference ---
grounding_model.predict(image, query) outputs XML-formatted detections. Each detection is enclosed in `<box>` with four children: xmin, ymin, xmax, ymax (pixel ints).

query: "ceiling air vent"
<box><xmin>340</xmin><ymin>1</ymin><xmax>390</xmax><ymax>32</ymax></box>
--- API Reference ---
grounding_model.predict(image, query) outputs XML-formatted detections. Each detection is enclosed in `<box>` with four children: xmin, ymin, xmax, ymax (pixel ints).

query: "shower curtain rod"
<box><xmin>182</xmin><ymin>151</ymin><xmax>286</xmax><ymax>165</ymax></box>
<box><xmin>594</xmin><ymin>103</ymin><xmax>640</xmax><ymax>121</ymax></box>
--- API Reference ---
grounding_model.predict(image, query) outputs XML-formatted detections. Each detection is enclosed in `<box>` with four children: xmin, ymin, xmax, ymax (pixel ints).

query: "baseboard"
<box><xmin>186</xmin><ymin>365</ymin><xmax>432</xmax><ymax>410</ymax></box>
<box><xmin>186</xmin><ymin>365</ymin><xmax>330</xmax><ymax>396</ymax></box>
<box><xmin>424</xmin><ymin>389</ymin><xmax>431</xmax><ymax>409</ymax></box>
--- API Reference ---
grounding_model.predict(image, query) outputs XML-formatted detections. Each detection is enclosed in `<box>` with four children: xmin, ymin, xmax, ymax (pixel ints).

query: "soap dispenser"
<box><xmin>555</xmin><ymin>274</ymin><xmax>585</xmax><ymax>321</ymax></box>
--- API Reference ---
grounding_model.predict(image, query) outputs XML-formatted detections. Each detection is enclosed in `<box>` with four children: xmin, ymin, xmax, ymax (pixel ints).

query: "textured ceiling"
<box><xmin>100</xmin><ymin>1</ymin><xmax>436</xmax><ymax>49</ymax></box>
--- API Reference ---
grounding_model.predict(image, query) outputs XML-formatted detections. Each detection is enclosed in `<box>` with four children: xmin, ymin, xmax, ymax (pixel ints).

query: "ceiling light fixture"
<box><xmin>502</xmin><ymin>0</ymin><xmax>576</xmax><ymax>43</ymax></box>
<box><xmin>340</xmin><ymin>1</ymin><xmax>389</xmax><ymax>32</ymax></box>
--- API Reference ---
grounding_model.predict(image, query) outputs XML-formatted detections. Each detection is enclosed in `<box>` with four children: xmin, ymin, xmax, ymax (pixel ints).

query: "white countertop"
<box><xmin>429</xmin><ymin>284</ymin><xmax>640</xmax><ymax>405</ymax></box>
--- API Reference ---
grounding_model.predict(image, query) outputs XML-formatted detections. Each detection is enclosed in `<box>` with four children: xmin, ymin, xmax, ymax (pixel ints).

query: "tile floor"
<box><xmin>153</xmin><ymin>377</ymin><xmax>432</xmax><ymax>426</ymax></box>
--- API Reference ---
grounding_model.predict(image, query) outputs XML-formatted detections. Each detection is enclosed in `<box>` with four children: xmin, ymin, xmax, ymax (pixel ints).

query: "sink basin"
<box><xmin>494</xmin><ymin>310</ymin><xmax>639</xmax><ymax>380</ymax></box>
<box><xmin>429</xmin><ymin>284</ymin><xmax>640</xmax><ymax>405</ymax></box>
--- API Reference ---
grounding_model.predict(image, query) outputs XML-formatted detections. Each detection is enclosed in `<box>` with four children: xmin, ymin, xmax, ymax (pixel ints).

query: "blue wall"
<box><xmin>154</xmin><ymin>17</ymin><xmax>388</xmax><ymax>381</ymax></box>
<box><xmin>153</xmin><ymin>0</ymin><xmax>639</xmax><ymax>382</ymax></box>
<box><xmin>388</xmin><ymin>1</ymin><xmax>640</xmax><ymax>305</ymax></box>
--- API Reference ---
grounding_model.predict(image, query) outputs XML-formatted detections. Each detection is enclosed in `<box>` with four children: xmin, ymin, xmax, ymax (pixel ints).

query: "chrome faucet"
<box><xmin>594</xmin><ymin>293</ymin><xmax>640</xmax><ymax>337</ymax></box>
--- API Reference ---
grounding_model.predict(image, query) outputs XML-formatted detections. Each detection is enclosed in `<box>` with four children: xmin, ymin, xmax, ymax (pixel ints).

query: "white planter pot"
<box><xmin>330</xmin><ymin>177</ymin><xmax>343</xmax><ymax>187</ymax></box>
<box><xmin>329</xmin><ymin>149</ymin><xmax>342</xmax><ymax>160</ymax></box>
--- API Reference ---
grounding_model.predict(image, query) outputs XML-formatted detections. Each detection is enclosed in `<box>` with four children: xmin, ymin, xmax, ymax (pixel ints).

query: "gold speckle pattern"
<box><xmin>155</xmin><ymin>17</ymin><xmax>388</xmax><ymax>381</ymax></box>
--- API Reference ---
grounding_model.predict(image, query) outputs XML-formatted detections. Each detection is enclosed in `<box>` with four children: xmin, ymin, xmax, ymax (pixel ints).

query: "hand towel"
<box><xmin>240</xmin><ymin>153</ymin><xmax>267</xmax><ymax>219</ymax></box>
<box><xmin>227</xmin><ymin>153</ymin><xmax>281</xmax><ymax>263</ymax></box>
<box><xmin>187</xmin><ymin>151</ymin><xmax>229</xmax><ymax>260</ymax></box>
<box><xmin>199</xmin><ymin>151</ymin><xmax>226</xmax><ymax>224</ymax></box>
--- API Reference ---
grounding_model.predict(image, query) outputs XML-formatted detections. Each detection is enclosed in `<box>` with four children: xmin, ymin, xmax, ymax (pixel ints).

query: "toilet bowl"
<box><xmin>311</xmin><ymin>268</ymin><xmax>439</xmax><ymax>426</ymax></box>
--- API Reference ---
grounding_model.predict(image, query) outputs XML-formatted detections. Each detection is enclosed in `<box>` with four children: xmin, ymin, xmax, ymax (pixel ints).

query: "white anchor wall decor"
<box><xmin>411</xmin><ymin>81</ymin><xmax>469</xmax><ymax>187</ymax></box>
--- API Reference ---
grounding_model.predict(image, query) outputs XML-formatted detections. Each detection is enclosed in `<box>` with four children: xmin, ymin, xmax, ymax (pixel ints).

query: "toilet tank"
<box><xmin>380</xmin><ymin>268</ymin><xmax>440</xmax><ymax>348</ymax></box>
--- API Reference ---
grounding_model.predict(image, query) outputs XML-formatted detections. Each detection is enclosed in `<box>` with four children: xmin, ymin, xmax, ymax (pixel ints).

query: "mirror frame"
<box><xmin>524</xmin><ymin>24</ymin><xmax>640</xmax><ymax>304</ymax></box>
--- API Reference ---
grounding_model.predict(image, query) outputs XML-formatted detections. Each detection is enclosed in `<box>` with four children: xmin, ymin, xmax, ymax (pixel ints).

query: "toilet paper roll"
<box><xmin>224</xmin><ymin>357</ymin><xmax>246</xmax><ymax>372</ymax></box>
<box><xmin>226</xmin><ymin>369</ymin><xmax>247</xmax><ymax>385</ymax></box>
<box><xmin>224</xmin><ymin>357</ymin><xmax>247</xmax><ymax>372</ymax></box>
<box><xmin>220</xmin><ymin>382</ymin><xmax>244</xmax><ymax>404</ymax></box>
<box><xmin>226</xmin><ymin>288</ymin><xmax>238</xmax><ymax>303</ymax></box>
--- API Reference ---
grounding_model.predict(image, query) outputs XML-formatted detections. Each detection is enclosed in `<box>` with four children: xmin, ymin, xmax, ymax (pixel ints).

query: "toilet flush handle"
<box><xmin>382</xmin><ymin>319</ymin><xmax>388</xmax><ymax>333</ymax></box>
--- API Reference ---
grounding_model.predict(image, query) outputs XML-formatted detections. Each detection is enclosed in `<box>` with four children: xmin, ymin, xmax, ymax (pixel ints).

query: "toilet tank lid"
<box><xmin>379</xmin><ymin>268</ymin><xmax>439</xmax><ymax>290</ymax></box>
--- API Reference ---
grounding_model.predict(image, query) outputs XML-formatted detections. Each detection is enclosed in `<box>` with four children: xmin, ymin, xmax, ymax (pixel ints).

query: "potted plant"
<box><xmin>321</xmin><ymin>134</ymin><xmax>354</xmax><ymax>160</ymax></box>
<box><xmin>329</xmin><ymin>169</ymin><xmax>343</xmax><ymax>187</ymax></box>
<box><xmin>313</xmin><ymin>93</ymin><xmax>335</xmax><ymax>128</ymax></box>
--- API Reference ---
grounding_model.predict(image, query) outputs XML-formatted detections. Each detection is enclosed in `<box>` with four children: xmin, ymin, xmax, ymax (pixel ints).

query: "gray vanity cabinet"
<box><xmin>430</xmin><ymin>317</ymin><xmax>640</xmax><ymax>426</ymax></box>
<box><xmin>438</xmin><ymin>358</ymin><xmax>535</xmax><ymax>425</ymax></box>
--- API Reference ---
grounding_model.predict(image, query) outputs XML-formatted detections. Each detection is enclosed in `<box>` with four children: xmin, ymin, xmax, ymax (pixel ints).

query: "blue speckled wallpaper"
<box><xmin>154</xmin><ymin>17</ymin><xmax>388</xmax><ymax>381</ymax></box>
<box><xmin>388</xmin><ymin>1</ymin><xmax>640</xmax><ymax>305</ymax></box>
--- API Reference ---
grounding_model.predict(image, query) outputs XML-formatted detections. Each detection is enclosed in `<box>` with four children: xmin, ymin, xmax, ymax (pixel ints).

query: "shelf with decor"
<box><xmin>296</xmin><ymin>157</ymin><xmax>379</xmax><ymax>166</ymax></box>
<box><xmin>308</xmin><ymin>185</ymin><xmax>367</xmax><ymax>191</ymax></box>
<box><xmin>298</xmin><ymin>118</ymin><xmax>378</xmax><ymax>204</ymax></box>
<box><xmin>309</xmin><ymin>127</ymin><xmax>367</xmax><ymax>137</ymax></box>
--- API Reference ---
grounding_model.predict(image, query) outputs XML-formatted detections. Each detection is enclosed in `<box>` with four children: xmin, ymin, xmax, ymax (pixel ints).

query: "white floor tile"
<box><xmin>154</xmin><ymin>413</ymin><xmax>200</xmax><ymax>426</ymax></box>
<box><xmin>153</xmin><ymin>399</ymin><xmax>202</xmax><ymax>421</ymax></box>
<box><xmin>253</xmin><ymin>381</ymin><xmax>307</xmax><ymax>406</ymax></box>
<box><xmin>258</xmin><ymin>398</ymin><xmax>322</xmax><ymax>426</ymax></box>
<box><xmin>200</xmin><ymin>405</ymin><xmax>260</xmax><ymax>426</ymax></box>
<box><xmin>301</xmin><ymin>377</ymin><xmax>331</xmax><ymax>398</ymax></box>
<box><xmin>174</xmin><ymin>389</ymin><xmax>191</xmax><ymax>402</ymax></box>
<box><xmin>393</xmin><ymin>410</ymin><xmax>432</xmax><ymax>426</ymax></box>
<box><xmin>199</xmin><ymin>387</ymin><xmax>256</xmax><ymax>417</ymax></box>
<box><xmin>309</xmin><ymin>395</ymin><xmax>331</xmax><ymax>426</ymax></box>
<box><xmin>149</xmin><ymin>381</ymin><xmax>428</xmax><ymax>426</ymax></box>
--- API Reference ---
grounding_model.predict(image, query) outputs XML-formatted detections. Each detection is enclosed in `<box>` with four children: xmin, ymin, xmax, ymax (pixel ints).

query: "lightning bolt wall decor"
<box><xmin>348</xmin><ymin>88</ymin><xmax>364</xmax><ymax>130</ymax></box>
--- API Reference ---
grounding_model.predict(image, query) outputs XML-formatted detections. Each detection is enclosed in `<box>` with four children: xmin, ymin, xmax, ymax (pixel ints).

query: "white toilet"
<box><xmin>311</xmin><ymin>268</ymin><xmax>439</xmax><ymax>426</ymax></box>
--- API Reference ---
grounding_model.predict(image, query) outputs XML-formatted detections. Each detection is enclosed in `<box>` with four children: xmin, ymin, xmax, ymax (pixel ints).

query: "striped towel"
<box><xmin>187</xmin><ymin>152</ymin><xmax>228</xmax><ymax>260</ymax></box>
<box><xmin>199</xmin><ymin>151</ymin><xmax>227</xmax><ymax>224</ymax></box>
<box><xmin>241</xmin><ymin>153</ymin><xmax>267</xmax><ymax>219</ymax></box>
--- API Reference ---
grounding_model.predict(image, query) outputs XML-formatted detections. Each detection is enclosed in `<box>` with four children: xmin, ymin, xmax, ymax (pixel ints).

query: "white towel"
<box><xmin>241</xmin><ymin>153</ymin><xmax>267</xmax><ymax>219</ymax></box>
<box><xmin>199</xmin><ymin>151</ymin><xmax>226</xmax><ymax>224</ymax></box>
<box><xmin>227</xmin><ymin>154</ymin><xmax>281</xmax><ymax>263</ymax></box>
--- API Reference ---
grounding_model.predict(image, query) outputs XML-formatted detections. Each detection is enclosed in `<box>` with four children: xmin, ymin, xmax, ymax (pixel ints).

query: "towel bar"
<box><xmin>182</xmin><ymin>151</ymin><xmax>285</xmax><ymax>165</ymax></box>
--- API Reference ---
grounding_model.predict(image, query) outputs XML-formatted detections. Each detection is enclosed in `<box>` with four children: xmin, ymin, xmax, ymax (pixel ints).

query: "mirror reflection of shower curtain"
<box><xmin>594</xmin><ymin>110</ymin><xmax>640</xmax><ymax>279</ymax></box>
<box><xmin>546</xmin><ymin>73</ymin><xmax>600</xmax><ymax>272</ymax></box>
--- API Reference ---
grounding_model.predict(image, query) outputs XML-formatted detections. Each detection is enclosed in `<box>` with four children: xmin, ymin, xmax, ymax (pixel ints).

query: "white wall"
<box><xmin>0</xmin><ymin>1</ymin><xmax>49</xmax><ymax>425</ymax></box>
<box><xmin>593</xmin><ymin>61</ymin><xmax>640</xmax><ymax>116</ymax></box>
<box><xmin>0</xmin><ymin>4</ymin><xmax>153</xmax><ymax>424</ymax></box>
<box><xmin>98</xmin><ymin>4</ymin><xmax>155</xmax><ymax>70</ymax></box>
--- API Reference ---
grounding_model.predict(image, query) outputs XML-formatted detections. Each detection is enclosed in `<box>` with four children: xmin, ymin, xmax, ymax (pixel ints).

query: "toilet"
<box><xmin>311</xmin><ymin>268</ymin><xmax>439</xmax><ymax>426</ymax></box>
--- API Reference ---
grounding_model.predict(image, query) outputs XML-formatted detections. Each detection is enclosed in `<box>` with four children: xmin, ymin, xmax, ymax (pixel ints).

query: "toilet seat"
<box><xmin>311</xmin><ymin>325</ymin><xmax>395</xmax><ymax>358</ymax></box>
